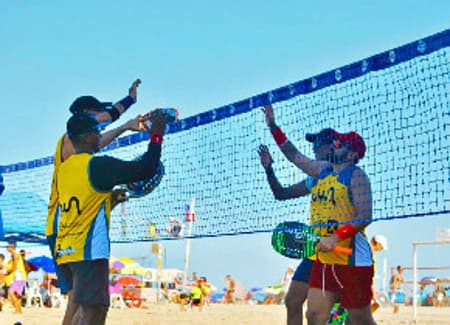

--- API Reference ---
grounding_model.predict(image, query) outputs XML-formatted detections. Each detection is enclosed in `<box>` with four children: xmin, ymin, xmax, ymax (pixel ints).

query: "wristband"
<box><xmin>334</xmin><ymin>224</ymin><xmax>357</xmax><ymax>240</ymax></box>
<box><xmin>117</xmin><ymin>95</ymin><xmax>135</xmax><ymax>111</ymax></box>
<box><xmin>270</xmin><ymin>127</ymin><xmax>288</xmax><ymax>147</ymax></box>
<box><xmin>107</xmin><ymin>106</ymin><xmax>121</xmax><ymax>122</ymax></box>
<box><xmin>150</xmin><ymin>134</ymin><xmax>163</xmax><ymax>145</ymax></box>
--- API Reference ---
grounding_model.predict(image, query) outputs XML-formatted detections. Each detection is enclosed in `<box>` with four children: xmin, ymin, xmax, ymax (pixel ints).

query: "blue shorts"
<box><xmin>292</xmin><ymin>258</ymin><xmax>314</xmax><ymax>283</ymax></box>
<box><xmin>47</xmin><ymin>235</ymin><xmax>71</xmax><ymax>294</ymax></box>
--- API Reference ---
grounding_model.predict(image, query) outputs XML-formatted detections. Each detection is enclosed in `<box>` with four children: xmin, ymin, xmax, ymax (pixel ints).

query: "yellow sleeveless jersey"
<box><xmin>55</xmin><ymin>153</ymin><xmax>112</xmax><ymax>264</ymax></box>
<box><xmin>4</xmin><ymin>253</ymin><xmax>28</xmax><ymax>286</ymax></box>
<box><xmin>310</xmin><ymin>166</ymin><xmax>372</xmax><ymax>266</ymax></box>
<box><xmin>45</xmin><ymin>135</ymin><xmax>65</xmax><ymax>237</ymax></box>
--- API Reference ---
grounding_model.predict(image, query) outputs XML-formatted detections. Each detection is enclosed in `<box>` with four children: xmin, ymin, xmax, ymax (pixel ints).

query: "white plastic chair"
<box><xmin>26</xmin><ymin>281</ymin><xmax>43</xmax><ymax>307</ymax></box>
<box><xmin>109</xmin><ymin>284</ymin><xmax>125</xmax><ymax>309</ymax></box>
<box><xmin>49</xmin><ymin>288</ymin><xmax>66</xmax><ymax>309</ymax></box>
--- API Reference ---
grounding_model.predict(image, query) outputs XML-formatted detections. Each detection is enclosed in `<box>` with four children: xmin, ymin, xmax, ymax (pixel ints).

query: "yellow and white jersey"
<box><xmin>46</xmin><ymin>135</ymin><xmax>65</xmax><ymax>237</ymax></box>
<box><xmin>4</xmin><ymin>253</ymin><xmax>27</xmax><ymax>286</ymax></box>
<box><xmin>55</xmin><ymin>153</ymin><xmax>112</xmax><ymax>264</ymax></box>
<box><xmin>310</xmin><ymin>166</ymin><xmax>372</xmax><ymax>266</ymax></box>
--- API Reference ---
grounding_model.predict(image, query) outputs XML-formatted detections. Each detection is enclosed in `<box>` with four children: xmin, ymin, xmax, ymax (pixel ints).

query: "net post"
<box><xmin>412</xmin><ymin>243</ymin><xmax>418</xmax><ymax>322</ymax></box>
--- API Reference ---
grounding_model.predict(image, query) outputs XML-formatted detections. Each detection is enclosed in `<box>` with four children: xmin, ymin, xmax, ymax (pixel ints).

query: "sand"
<box><xmin>0</xmin><ymin>304</ymin><xmax>449</xmax><ymax>325</ymax></box>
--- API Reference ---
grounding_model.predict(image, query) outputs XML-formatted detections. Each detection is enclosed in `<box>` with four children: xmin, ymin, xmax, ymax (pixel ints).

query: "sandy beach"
<box><xmin>0</xmin><ymin>304</ymin><xmax>449</xmax><ymax>325</ymax></box>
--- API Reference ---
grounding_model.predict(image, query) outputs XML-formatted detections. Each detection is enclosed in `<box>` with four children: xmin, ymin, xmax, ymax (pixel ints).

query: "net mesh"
<box><xmin>0</xmin><ymin>31</ymin><xmax>449</xmax><ymax>243</ymax></box>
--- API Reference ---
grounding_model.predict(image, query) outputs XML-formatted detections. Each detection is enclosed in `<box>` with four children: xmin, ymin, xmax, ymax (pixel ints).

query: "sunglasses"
<box><xmin>333</xmin><ymin>139</ymin><xmax>352</xmax><ymax>151</ymax></box>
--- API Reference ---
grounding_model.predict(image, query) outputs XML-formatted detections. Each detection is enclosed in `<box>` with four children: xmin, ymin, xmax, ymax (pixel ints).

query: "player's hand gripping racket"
<box><xmin>271</xmin><ymin>221</ymin><xmax>352</xmax><ymax>259</ymax></box>
<box><xmin>139</xmin><ymin>108</ymin><xmax>179</xmax><ymax>131</ymax></box>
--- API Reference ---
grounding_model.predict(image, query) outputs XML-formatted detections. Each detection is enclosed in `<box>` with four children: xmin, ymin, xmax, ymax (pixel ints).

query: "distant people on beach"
<box><xmin>389</xmin><ymin>265</ymin><xmax>405</xmax><ymax>313</ymax></box>
<box><xmin>281</xmin><ymin>266</ymin><xmax>294</xmax><ymax>300</ymax></box>
<box><xmin>5</xmin><ymin>241</ymin><xmax>28</xmax><ymax>314</ymax></box>
<box><xmin>224</xmin><ymin>274</ymin><xmax>236</xmax><ymax>304</ymax></box>
<box><xmin>370</xmin><ymin>234</ymin><xmax>388</xmax><ymax>313</ymax></box>
<box><xmin>190</xmin><ymin>276</ymin><xmax>210</xmax><ymax>311</ymax></box>
<box><xmin>434</xmin><ymin>280</ymin><xmax>446</xmax><ymax>307</ymax></box>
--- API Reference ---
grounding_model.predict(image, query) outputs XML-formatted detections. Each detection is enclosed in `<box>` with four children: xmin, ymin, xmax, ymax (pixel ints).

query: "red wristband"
<box><xmin>150</xmin><ymin>134</ymin><xmax>163</xmax><ymax>145</ymax></box>
<box><xmin>334</xmin><ymin>224</ymin><xmax>357</xmax><ymax>240</ymax></box>
<box><xmin>270</xmin><ymin>127</ymin><xmax>288</xmax><ymax>147</ymax></box>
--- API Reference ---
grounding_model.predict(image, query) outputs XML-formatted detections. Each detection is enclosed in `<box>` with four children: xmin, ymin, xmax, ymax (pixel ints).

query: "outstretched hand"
<box><xmin>316</xmin><ymin>235</ymin><xmax>340</xmax><ymax>253</ymax></box>
<box><xmin>261</xmin><ymin>105</ymin><xmax>276</xmax><ymax>128</ymax></box>
<box><xmin>128</xmin><ymin>79</ymin><xmax>141</xmax><ymax>102</ymax></box>
<box><xmin>122</xmin><ymin>116</ymin><xmax>142</xmax><ymax>132</ymax></box>
<box><xmin>146</xmin><ymin>109</ymin><xmax>171</xmax><ymax>135</ymax></box>
<box><xmin>112</xmin><ymin>189</ymin><xmax>128</xmax><ymax>209</ymax></box>
<box><xmin>257</xmin><ymin>144</ymin><xmax>274</xmax><ymax>170</ymax></box>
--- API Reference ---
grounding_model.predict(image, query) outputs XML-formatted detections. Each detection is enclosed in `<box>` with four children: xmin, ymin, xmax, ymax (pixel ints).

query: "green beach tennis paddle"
<box><xmin>271</xmin><ymin>221</ymin><xmax>353</xmax><ymax>259</ymax></box>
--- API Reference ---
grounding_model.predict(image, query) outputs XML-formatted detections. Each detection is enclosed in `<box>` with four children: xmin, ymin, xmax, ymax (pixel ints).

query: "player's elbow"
<box><xmin>140</xmin><ymin>160</ymin><xmax>160</xmax><ymax>179</ymax></box>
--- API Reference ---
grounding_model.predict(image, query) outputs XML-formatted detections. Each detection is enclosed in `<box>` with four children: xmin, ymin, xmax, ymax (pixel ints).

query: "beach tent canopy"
<box><xmin>27</xmin><ymin>255</ymin><xmax>55</xmax><ymax>273</ymax></box>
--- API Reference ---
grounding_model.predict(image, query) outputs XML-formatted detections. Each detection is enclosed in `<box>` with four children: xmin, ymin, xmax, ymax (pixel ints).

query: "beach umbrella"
<box><xmin>121</xmin><ymin>266</ymin><xmax>149</xmax><ymax>276</ymax></box>
<box><xmin>263</xmin><ymin>284</ymin><xmax>284</xmax><ymax>295</ymax></box>
<box><xmin>111</xmin><ymin>260</ymin><xmax>125</xmax><ymax>270</ymax></box>
<box><xmin>119</xmin><ymin>257</ymin><xmax>139</xmax><ymax>265</ymax></box>
<box><xmin>27</xmin><ymin>255</ymin><xmax>55</xmax><ymax>273</ymax></box>
<box><xmin>419</xmin><ymin>276</ymin><xmax>437</xmax><ymax>285</ymax></box>
<box><xmin>117</xmin><ymin>276</ymin><xmax>141</xmax><ymax>287</ymax></box>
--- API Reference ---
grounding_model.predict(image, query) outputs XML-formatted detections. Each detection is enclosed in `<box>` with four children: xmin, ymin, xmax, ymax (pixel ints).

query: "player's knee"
<box><xmin>285</xmin><ymin>291</ymin><xmax>306</xmax><ymax>310</ymax></box>
<box><xmin>305</xmin><ymin>308</ymin><xmax>317</xmax><ymax>322</ymax></box>
<box><xmin>306</xmin><ymin>306</ymin><xmax>329</xmax><ymax>323</ymax></box>
<box><xmin>346</xmin><ymin>307</ymin><xmax>375</xmax><ymax>325</ymax></box>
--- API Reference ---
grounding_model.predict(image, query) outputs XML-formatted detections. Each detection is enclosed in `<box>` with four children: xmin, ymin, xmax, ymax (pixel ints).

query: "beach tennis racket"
<box><xmin>139</xmin><ymin>108</ymin><xmax>179</xmax><ymax>131</ymax></box>
<box><xmin>124</xmin><ymin>161</ymin><xmax>165</xmax><ymax>198</ymax></box>
<box><xmin>271</xmin><ymin>221</ymin><xmax>352</xmax><ymax>259</ymax></box>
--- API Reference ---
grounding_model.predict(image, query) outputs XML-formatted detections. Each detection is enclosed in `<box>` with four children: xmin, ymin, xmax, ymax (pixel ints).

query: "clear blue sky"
<box><xmin>1</xmin><ymin>1</ymin><xmax>449</xmax><ymax>290</ymax></box>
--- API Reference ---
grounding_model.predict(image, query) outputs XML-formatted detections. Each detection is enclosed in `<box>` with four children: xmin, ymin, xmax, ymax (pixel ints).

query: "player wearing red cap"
<box><xmin>263</xmin><ymin>104</ymin><xmax>375</xmax><ymax>325</ymax></box>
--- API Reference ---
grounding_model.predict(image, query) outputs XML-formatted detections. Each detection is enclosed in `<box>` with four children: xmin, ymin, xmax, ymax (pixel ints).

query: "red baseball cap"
<box><xmin>334</xmin><ymin>131</ymin><xmax>366</xmax><ymax>159</ymax></box>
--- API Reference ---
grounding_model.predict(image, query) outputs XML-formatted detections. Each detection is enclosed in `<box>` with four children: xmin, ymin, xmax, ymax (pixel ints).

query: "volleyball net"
<box><xmin>0</xmin><ymin>29</ymin><xmax>449</xmax><ymax>243</ymax></box>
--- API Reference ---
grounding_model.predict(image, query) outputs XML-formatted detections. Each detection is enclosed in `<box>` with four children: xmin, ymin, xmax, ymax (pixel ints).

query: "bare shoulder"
<box><xmin>351</xmin><ymin>167</ymin><xmax>370</xmax><ymax>184</ymax></box>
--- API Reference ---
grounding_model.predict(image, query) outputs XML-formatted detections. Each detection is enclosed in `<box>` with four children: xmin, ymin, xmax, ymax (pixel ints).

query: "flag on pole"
<box><xmin>185</xmin><ymin>197</ymin><xmax>196</xmax><ymax>222</ymax></box>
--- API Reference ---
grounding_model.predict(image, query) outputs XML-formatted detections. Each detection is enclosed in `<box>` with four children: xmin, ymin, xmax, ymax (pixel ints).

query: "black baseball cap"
<box><xmin>67</xmin><ymin>112</ymin><xmax>101</xmax><ymax>139</ymax></box>
<box><xmin>69</xmin><ymin>96</ymin><xmax>112</xmax><ymax>114</ymax></box>
<box><xmin>305</xmin><ymin>128</ymin><xmax>338</xmax><ymax>143</ymax></box>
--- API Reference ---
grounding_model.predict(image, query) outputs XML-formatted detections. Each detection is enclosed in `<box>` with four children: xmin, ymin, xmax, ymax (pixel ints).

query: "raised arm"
<box><xmin>95</xmin><ymin>79</ymin><xmax>141</xmax><ymax>123</ymax></box>
<box><xmin>61</xmin><ymin>79</ymin><xmax>142</xmax><ymax>161</ymax></box>
<box><xmin>61</xmin><ymin>116</ymin><xmax>142</xmax><ymax>161</ymax></box>
<box><xmin>258</xmin><ymin>144</ymin><xmax>311</xmax><ymax>200</ymax></box>
<box><xmin>89</xmin><ymin>142</ymin><xmax>162</xmax><ymax>192</ymax></box>
<box><xmin>89</xmin><ymin>109</ymin><xmax>170</xmax><ymax>192</ymax></box>
<box><xmin>262</xmin><ymin>105</ymin><xmax>330</xmax><ymax>177</ymax></box>
<box><xmin>98</xmin><ymin>116</ymin><xmax>141</xmax><ymax>148</ymax></box>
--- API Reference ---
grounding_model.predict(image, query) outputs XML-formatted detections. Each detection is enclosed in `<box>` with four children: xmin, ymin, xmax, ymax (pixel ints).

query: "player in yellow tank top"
<box><xmin>5</xmin><ymin>241</ymin><xmax>27</xmax><ymax>314</ymax></box>
<box><xmin>56</xmin><ymin>109</ymin><xmax>170</xmax><ymax>325</ymax></box>
<box><xmin>258</xmin><ymin>128</ymin><xmax>335</xmax><ymax>325</ymax></box>
<box><xmin>46</xmin><ymin>79</ymin><xmax>142</xmax><ymax>325</ymax></box>
<box><xmin>55</xmin><ymin>153</ymin><xmax>113</xmax><ymax>264</ymax></box>
<box><xmin>309</xmin><ymin>165</ymin><xmax>372</xmax><ymax>265</ymax></box>
<box><xmin>262</xmin><ymin>104</ymin><xmax>376</xmax><ymax>325</ymax></box>
<box><xmin>46</xmin><ymin>79</ymin><xmax>141</xmax><ymax>240</ymax></box>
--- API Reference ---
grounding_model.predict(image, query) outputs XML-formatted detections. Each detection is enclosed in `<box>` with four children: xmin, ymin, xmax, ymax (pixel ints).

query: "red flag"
<box><xmin>185</xmin><ymin>198</ymin><xmax>196</xmax><ymax>222</ymax></box>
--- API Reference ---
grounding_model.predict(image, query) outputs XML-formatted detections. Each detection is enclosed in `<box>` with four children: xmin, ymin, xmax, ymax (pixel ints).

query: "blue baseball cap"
<box><xmin>67</xmin><ymin>112</ymin><xmax>103</xmax><ymax>139</ymax></box>
<box><xmin>305</xmin><ymin>128</ymin><xmax>338</xmax><ymax>143</ymax></box>
<box><xmin>69</xmin><ymin>96</ymin><xmax>112</xmax><ymax>114</ymax></box>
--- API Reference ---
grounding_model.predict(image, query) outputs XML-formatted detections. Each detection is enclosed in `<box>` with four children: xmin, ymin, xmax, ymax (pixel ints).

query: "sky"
<box><xmin>1</xmin><ymin>1</ymin><xmax>449</xmax><ymax>290</ymax></box>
